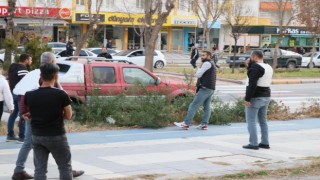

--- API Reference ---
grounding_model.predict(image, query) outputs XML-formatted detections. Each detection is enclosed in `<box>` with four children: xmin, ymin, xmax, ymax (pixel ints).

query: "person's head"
<box><xmin>201</xmin><ymin>51</ymin><xmax>212</xmax><ymax>61</ymax></box>
<box><xmin>40</xmin><ymin>52</ymin><xmax>56</xmax><ymax>65</ymax></box>
<box><xmin>102</xmin><ymin>47</ymin><xmax>107</xmax><ymax>53</ymax></box>
<box><xmin>250</xmin><ymin>50</ymin><xmax>263</xmax><ymax>62</ymax></box>
<box><xmin>40</xmin><ymin>63</ymin><xmax>60</xmax><ymax>83</ymax></box>
<box><xmin>191</xmin><ymin>45</ymin><xmax>195</xmax><ymax>50</ymax></box>
<box><xmin>69</xmin><ymin>38</ymin><xmax>73</xmax><ymax>44</ymax></box>
<box><xmin>19</xmin><ymin>54</ymin><xmax>32</xmax><ymax>66</ymax></box>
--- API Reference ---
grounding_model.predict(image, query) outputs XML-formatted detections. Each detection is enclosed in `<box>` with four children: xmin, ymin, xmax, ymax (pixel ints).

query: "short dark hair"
<box><xmin>40</xmin><ymin>63</ymin><xmax>60</xmax><ymax>81</ymax></box>
<box><xmin>202</xmin><ymin>51</ymin><xmax>212</xmax><ymax>57</ymax></box>
<box><xmin>251</xmin><ymin>50</ymin><xmax>263</xmax><ymax>59</ymax></box>
<box><xmin>19</xmin><ymin>54</ymin><xmax>30</xmax><ymax>62</ymax></box>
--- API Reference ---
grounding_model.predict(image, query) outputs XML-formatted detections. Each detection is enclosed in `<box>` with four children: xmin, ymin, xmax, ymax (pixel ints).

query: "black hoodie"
<box><xmin>8</xmin><ymin>63</ymin><xmax>29</xmax><ymax>92</ymax></box>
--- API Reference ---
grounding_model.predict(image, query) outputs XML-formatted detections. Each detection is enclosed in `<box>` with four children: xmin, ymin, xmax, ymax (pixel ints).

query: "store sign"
<box><xmin>276</xmin><ymin>27</ymin><xmax>311</xmax><ymax>35</ymax></box>
<box><xmin>0</xmin><ymin>6</ymin><xmax>71</xmax><ymax>19</ymax></box>
<box><xmin>207</xmin><ymin>20</ymin><xmax>221</xmax><ymax>29</ymax></box>
<box><xmin>104</xmin><ymin>13</ymin><xmax>169</xmax><ymax>26</ymax></box>
<box><xmin>74</xmin><ymin>13</ymin><xmax>106</xmax><ymax>22</ymax></box>
<box><xmin>171</xmin><ymin>16</ymin><xmax>197</xmax><ymax>27</ymax></box>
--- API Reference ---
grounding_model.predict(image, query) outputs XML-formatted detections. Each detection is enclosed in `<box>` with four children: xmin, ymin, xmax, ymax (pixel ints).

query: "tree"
<box><xmin>225</xmin><ymin>0</ymin><xmax>251</xmax><ymax>73</ymax></box>
<box><xmin>144</xmin><ymin>0</ymin><xmax>175</xmax><ymax>72</ymax></box>
<box><xmin>194</xmin><ymin>0</ymin><xmax>227</xmax><ymax>50</ymax></box>
<box><xmin>298</xmin><ymin>0</ymin><xmax>320</xmax><ymax>68</ymax></box>
<box><xmin>74</xmin><ymin>0</ymin><xmax>103</xmax><ymax>56</ymax></box>
<box><xmin>272</xmin><ymin>0</ymin><xmax>295</xmax><ymax>69</ymax></box>
<box><xmin>4</xmin><ymin>0</ymin><xmax>17</xmax><ymax>64</ymax></box>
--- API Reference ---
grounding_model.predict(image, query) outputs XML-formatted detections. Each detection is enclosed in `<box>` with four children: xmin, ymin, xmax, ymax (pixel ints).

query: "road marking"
<box><xmin>230</xmin><ymin>123</ymin><xmax>297</xmax><ymax>129</ymax></box>
<box><xmin>101</xmin><ymin>149</ymin><xmax>232</xmax><ymax>166</ymax></box>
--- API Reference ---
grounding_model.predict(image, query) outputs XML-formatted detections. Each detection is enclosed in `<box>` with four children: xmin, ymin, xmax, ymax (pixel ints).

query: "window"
<box><xmin>79</xmin><ymin>50</ymin><xmax>87</xmax><ymax>56</ymax></box>
<box><xmin>136</xmin><ymin>0</ymin><xmax>145</xmax><ymax>9</ymax></box>
<box><xmin>187</xmin><ymin>0</ymin><xmax>194</xmax><ymax>12</ymax></box>
<box><xmin>57</xmin><ymin>64</ymin><xmax>70</xmax><ymax>73</ymax></box>
<box><xmin>123</xmin><ymin>68</ymin><xmax>155</xmax><ymax>84</ymax></box>
<box><xmin>129</xmin><ymin>51</ymin><xmax>144</xmax><ymax>57</ymax></box>
<box><xmin>35</xmin><ymin>0</ymin><xmax>56</xmax><ymax>4</ymax></box>
<box><xmin>92</xmin><ymin>49</ymin><xmax>102</xmax><ymax>54</ymax></box>
<box><xmin>106</xmin><ymin>0</ymin><xmax>115</xmax><ymax>7</ymax></box>
<box><xmin>93</xmin><ymin>67</ymin><xmax>116</xmax><ymax>84</ymax></box>
<box><xmin>178</xmin><ymin>0</ymin><xmax>186</xmax><ymax>10</ymax></box>
<box><xmin>76</xmin><ymin>0</ymin><xmax>84</xmax><ymax>5</ymax></box>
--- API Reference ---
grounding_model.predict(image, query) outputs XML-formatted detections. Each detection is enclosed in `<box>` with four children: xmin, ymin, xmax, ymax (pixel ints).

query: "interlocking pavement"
<box><xmin>1</xmin><ymin>119</ymin><xmax>320</xmax><ymax>179</ymax></box>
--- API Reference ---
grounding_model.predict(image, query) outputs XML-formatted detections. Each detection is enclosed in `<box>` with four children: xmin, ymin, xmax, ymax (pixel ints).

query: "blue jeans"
<box><xmin>184</xmin><ymin>88</ymin><xmax>214</xmax><ymax>125</ymax></box>
<box><xmin>245</xmin><ymin>97</ymin><xmax>271</xmax><ymax>146</ymax></box>
<box><xmin>14</xmin><ymin>121</ymin><xmax>32</xmax><ymax>173</ymax></box>
<box><xmin>7</xmin><ymin>94</ymin><xmax>25</xmax><ymax>139</ymax></box>
<box><xmin>32</xmin><ymin>135</ymin><xmax>72</xmax><ymax>180</ymax></box>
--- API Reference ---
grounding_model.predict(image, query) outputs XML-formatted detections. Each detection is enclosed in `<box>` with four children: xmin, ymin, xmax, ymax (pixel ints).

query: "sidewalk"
<box><xmin>0</xmin><ymin>119</ymin><xmax>320</xmax><ymax>179</ymax></box>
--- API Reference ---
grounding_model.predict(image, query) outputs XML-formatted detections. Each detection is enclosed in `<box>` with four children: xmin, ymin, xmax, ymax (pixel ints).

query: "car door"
<box><xmin>263</xmin><ymin>49</ymin><xmax>273</xmax><ymax>65</ymax></box>
<box><xmin>85</xmin><ymin>64</ymin><xmax>122</xmax><ymax>98</ymax></box>
<box><xmin>316</xmin><ymin>54</ymin><xmax>320</xmax><ymax>66</ymax></box>
<box><xmin>127</xmin><ymin>50</ymin><xmax>145</xmax><ymax>66</ymax></box>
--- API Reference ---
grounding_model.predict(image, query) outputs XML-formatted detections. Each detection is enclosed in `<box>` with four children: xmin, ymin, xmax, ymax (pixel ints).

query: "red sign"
<box><xmin>59</xmin><ymin>8</ymin><xmax>71</xmax><ymax>19</ymax></box>
<box><xmin>0</xmin><ymin>6</ymin><xmax>71</xmax><ymax>19</ymax></box>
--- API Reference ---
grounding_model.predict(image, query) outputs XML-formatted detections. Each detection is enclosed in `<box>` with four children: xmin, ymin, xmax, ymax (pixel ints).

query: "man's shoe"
<box><xmin>259</xmin><ymin>143</ymin><xmax>270</xmax><ymax>149</ymax></box>
<box><xmin>174</xmin><ymin>122</ymin><xmax>189</xmax><ymax>130</ymax></box>
<box><xmin>16</xmin><ymin>138</ymin><xmax>24</xmax><ymax>144</ymax></box>
<box><xmin>196</xmin><ymin>124</ymin><xmax>208</xmax><ymax>130</ymax></box>
<box><xmin>72</xmin><ymin>170</ymin><xmax>85</xmax><ymax>178</ymax></box>
<box><xmin>242</xmin><ymin>144</ymin><xmax>259</xmax><ymax>150</ymax></box>
<box><xmin>6</xmin><ymin>135</ymin><xmax>19</xmax><ymax>142</ymax></box>
<box><xmin>12</xmin><ymin>171</ymin><xmax>33</xmax><ymax>180</ymax></box>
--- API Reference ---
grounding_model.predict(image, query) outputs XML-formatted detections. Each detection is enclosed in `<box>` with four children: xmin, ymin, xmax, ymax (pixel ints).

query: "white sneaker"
<box><xmin>196</xmin><ymin>124</ymin><xmax>208</xmax><ymax>130</ymax></box>
<box><xmin>174</xmin><ymin>122</ymin><xmax>189</xmax><ymax>130</ymax></box>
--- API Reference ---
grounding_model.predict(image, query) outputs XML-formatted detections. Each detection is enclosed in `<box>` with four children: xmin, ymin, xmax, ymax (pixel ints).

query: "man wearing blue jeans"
<box><xmin>174</xmin><ymin>51</ymin><xmax>216</xmax><ymax>130</ymax></box>
<box><xmin>243</xmin><ymin>50</ymin><xmax>273</xmax><ymax>150</ymax></box>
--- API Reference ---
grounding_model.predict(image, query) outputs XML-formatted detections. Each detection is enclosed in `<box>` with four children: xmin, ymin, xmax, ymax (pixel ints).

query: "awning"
<box><xmin>13</xmin><ymin>18</ymin><xmax>68</xmax><ymax>26</ymax></box>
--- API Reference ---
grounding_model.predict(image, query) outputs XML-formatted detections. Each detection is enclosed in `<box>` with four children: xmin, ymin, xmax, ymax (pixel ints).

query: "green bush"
<box><xmin>24</xmin><ymin>37</ymin><xmax>52</xmax><ymax>69</ymax></box>
<box><xmin>1</xmin><ymin>38</ymin><xmax>19</xmax><ymax>71</ymax></box>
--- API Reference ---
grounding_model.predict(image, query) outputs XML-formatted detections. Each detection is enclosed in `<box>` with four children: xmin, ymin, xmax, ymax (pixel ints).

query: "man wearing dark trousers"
<box><xmin>175</xmin><ymin>51</ymin><xmax>216</xmax><ymax>130</ymax></box>
<box><xmin>243</xmin><ymin>50</ymin><xmax>273</xmax><ymax>150</ymax></box>
<box><xmin>7</xmin><ymin>54</ymin><xmax>32</xmax><ymax>143</ymax></box>
<box><xmin>190</xmin><ymin>45</ymin><xmax>199</xmax><ymax>68</ymax></box>
<box><xmin>24</xmin><ymin>63</ymin><xmax>73</xmax><ymax>179</ymax></box>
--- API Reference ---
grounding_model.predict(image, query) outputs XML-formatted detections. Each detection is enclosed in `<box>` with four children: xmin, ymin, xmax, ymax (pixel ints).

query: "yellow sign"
<box><xmin>105</xmin><ymin>12</ymin><xmax>170</xmax><ymax>26</ymax></box>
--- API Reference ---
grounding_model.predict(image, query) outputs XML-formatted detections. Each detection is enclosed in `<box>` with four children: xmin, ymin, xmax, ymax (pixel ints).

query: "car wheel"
<box><xmin>154</xmin><ymin>60</ymin><xmax>165</xmax><ymax>69</ymax></box>
<box><xmin>307</xmin><ymin>62</ymin><xmax>315</xmax><ymax>68</ymax></box>
<box><xmin>287</xmin><ymin>62</ymin><xmax>296</xmax><ymax>69</ymax></box>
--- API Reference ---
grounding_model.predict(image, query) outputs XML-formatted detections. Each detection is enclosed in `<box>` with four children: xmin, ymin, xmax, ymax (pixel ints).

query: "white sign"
<box><xmin>171</xmin><ymin>17</ymin><xmax>197</xmax><ymax>26</ymax></box>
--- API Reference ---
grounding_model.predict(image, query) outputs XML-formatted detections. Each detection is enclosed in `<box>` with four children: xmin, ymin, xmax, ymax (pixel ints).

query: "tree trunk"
<box><xmin>232</xmin><ymin>37</ymin><xmax>237</xmax><ymax>74</ymax></box>
<box><xmin>201</xmin><ymin>27</ymin><xmax>206</xmax><ymax>50</ymax></box>
<box><xmin>75</xmin><ymin>23</ymin><xmax>94</xmax><ymax>56</ymax></box>
<box><xmin>310</xmin><ymin>35</ymin><xmax>316</xmax><ymax>68</ymax></box>
<box><xmin>139</xmin><ymin>27</ymin><xmax>144</xmax><ymax>49</ymax></box>
<box><xmin>205</xmin><ymin>28</ymin><xmax>211</xmax><ymax>50</ymax></box>
<box><xmin>4</xmin><ymin>0</ymin><xmax>17</xmax><ymax>64</ymax></box>
<box><xmin>272</xmin><ymin>35</ymin><xmax>283</xmax><ymax>69</ymax></box>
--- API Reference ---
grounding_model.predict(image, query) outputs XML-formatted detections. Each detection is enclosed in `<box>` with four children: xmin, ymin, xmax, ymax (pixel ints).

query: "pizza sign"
<box><xmin>0</xmin><ymin>6</ymin><xmax>71</xmax><ymax>19</ymax></box>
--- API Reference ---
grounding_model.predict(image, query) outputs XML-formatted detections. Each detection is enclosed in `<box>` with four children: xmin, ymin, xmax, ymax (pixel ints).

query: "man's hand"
<box><xmin>22</xmin><ymin>113</ymin><xmax>31</xmax><ymax>121</ymax></box>
<box><xmin>9</xmin><ymin>110</ymin><xmax>13</xmax><ymax>114</ymax></box>
<box><xmin>244</xmin><ymin>101</ymin><xmax>252</xmax><ymax>107</ymax></box>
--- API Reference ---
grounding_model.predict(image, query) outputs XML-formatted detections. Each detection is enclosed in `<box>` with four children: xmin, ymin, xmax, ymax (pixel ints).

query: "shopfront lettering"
<box><xmin>75</xmin><ymin>13</ymin><xmax>105</xmax><ymax>22</ymax></box>
<box><xmin>276</xmin><ymin>27</ymin><xmax>310</xmax><ymax>35</ymax></box>
<box><xmin>171</xmin><ymin>17</ymin><xmax>197</xmax><ymax>26</ymax></box>
<box><xmin>108</xmin><ymin>16</ymin><xmax>134</xmax><ymax>24</ymax></box>
<box><xmin>0</xmin><ymin>6</ymin><xmax>67</xmax><ymax>18</ymax></box>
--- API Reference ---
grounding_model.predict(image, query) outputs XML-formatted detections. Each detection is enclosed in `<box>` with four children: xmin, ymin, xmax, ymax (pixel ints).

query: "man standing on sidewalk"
<box><xmin>190</xmin><ymin>45</ymin><xmax>199</xmax><ymax>68</ymax></box>
<box><xmin>7</xmin><ymin>54</ymin><xmax>32</xmax><ymax>143</ymax></box>
<box><xmin>243</xmin><ymin>50</ymin><xmax>273</xmax><ymax>150</ymax></box>
<box><xmin>24</xmin><ymin>63</ymin><xmax>73</xmax><ymax>179</ymax></box>
<box><xmin>174</xmin><ymin>51</ymin><xmax>216</xmax><ymax>130</ymax></box>
<box><xmin>12</xmin><ymin>52</ymin><xmax>84</xmax><ymax>180</ymax></box>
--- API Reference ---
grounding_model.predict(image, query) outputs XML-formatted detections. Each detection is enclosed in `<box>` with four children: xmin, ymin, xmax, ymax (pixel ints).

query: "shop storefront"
<box><xmin>195</xmin><ymin>20</ymin><xmax>221</xmax><ymax>50</ymax></box>
<box><xmin>0</xmin><ymin>6</ymin><xmax>71</xmax><ymax>46</ymax></box>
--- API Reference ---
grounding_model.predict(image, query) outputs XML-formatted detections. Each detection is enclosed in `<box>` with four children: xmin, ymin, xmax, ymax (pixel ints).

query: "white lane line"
<box><xmin>230</xmin><ymin>123</ymin><xmax>297</xmax><ymax>129</ymax></box>
<box><xmin>103</xmin><ymin>130</ymin><xmax>183</xmax><ymax>137</ymax></box>
<box><xmin>100</xmin><ymin>149</ymin><xmax>232</xmax><ymax>166</ymax></box>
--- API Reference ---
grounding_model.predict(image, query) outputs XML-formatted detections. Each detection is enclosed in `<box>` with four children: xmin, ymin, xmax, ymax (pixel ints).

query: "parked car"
<box><xmin>55</xmin><ymin>49</ymin><xmax>97</xmax><ymax>60</ymax></box>
<box><xmin>86</xmin><ymin>48</ymin><xmax>120</xmax><ymax>56</ymax></box>
<box><xmin>56</xmin><ymin>58</ymin><xmax>192</xmax><ymax>105</ymax></box>
<box><xmin>226</xmin><ymin>48</ymin><xmax>302</xmax><ymax>69</ymax></box>
<box><xmin>301</xmin><ymin>52</ymin><xmax>320</xmax><ymax>68</ymax></box>
<box><xmin>0</xmin><ymin>46</ymin><xmax>25</xmax><ymax>63</ymax></box>
<box><xmin>112</xmin><ymin>50</ymin><xmax>167</xmax><ymax>69</ymax></box>
<box><xmin>47</xmin><ymin>42</ymin><xmax>67</xmax><ymax>53</ymax></box>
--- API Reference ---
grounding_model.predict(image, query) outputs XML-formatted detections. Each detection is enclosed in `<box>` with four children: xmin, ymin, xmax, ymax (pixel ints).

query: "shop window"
<box><xmin>34</xmin><ymin>0</ymin><xmax>56</xmax><ymax>4</ymax></box>
<box><xmin>187</xmin><ymin>0</ymin><xmax>194</xmax><ymax>12</ymax></box>
<box><xmin>76</xmin><ymin>0</ymin><xmax>84</xmax><ymax>5</ymax></box>
<box><xmin>136</xmin><ymin>0</ymin><xmax>145</xmax><ymax>9</ymax></box>
<box><xmin>179</xmin><ymin>0</ymin><xmax>187</xmax><ymax>10</ymax></box>
<box><xmin>92</xmin><ymin>67</ymin><xmax>116</xmax><ymax>84</ymax></box>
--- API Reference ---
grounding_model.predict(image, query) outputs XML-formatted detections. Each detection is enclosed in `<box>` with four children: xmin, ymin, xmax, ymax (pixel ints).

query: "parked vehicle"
<box><xmin>57</xmin><ymin>57</ymin><xmax>192</xmax><ymax>105</ymax></box>
<box><xmin>55</xmin><ymin>49</ymin><xmax>97</xmax><ymax>60</ymax></box>
<box><xmin>112</xmin><ymin>50</ymin><xmax>167</xmax><ymax>69</ymax></box>
<box><xmin>226</xmin><ymin>48</ymin><xmax>302</xmax><ymax>69</ymax></box>
<box><xmin>86</xmin><ymin>48</ymin><xmax>120</xmax><ymax>56</ymax></box>
<box><xmin>0</xmin><ymin>47</ymin><xmax>25</xmax><ymax>63</ymax></box>
<box><xmin>301</xmin><ymin>52</ymin><xmax>320</xmax><ymax>68</ymax></box>
<box><xmin>47</xmin><ymin>42</ymin><xmax>67</xmax><ymax>53</ymax></box>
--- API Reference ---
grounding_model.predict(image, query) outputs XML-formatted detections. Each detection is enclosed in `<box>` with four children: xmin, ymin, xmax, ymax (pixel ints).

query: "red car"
<box><xmin>57</xmin><ymin>58</ymin><xmax>193</xmax><ymax>104</ymax></box>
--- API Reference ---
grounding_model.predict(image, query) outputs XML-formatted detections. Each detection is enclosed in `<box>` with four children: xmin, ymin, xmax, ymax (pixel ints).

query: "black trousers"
<box><xmin>190</xmin><ymin>59</ymin><xmax>197</xmax><ymax>68</ymax></box>
<box><xmin>0</xmin><ymin>101</ymin><xmax>3</xmax><ymax>122</ymax></box>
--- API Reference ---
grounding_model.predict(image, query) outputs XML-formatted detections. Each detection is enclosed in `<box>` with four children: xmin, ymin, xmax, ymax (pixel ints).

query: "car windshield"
<box><xmin>114</xmin><ymin>50</ymin><xmax>133</xmax><ymax>56</ymax></box>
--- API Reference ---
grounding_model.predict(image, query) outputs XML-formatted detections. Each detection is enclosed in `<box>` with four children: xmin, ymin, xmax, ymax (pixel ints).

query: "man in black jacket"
<box><xmin>7</xmin><ymin>54</ymin><xmax>32</xmax><ymax>143</ymax></box>
<box><xmin>190</xmin><ymin>45</ymin><xmax>199</xmax><ymax>68</ymax></box>
<box><xmin>175</xmin><ymin>51</ymin><xmax>216</xmax><ymax>130</ymax></box>
<box><xmin>98</xmin><ymin>47</ymin><xmax>112</xmax><ymax>59</ymax></box>
<box><xmin>66</xmin><ymin>38</ymin><xmax>75</xmax><ymax>56</ymax></box>
<box><xmin>243</xmin><ymin>50</ymin><xmax>273</xmax><ymax>150</ymax></box>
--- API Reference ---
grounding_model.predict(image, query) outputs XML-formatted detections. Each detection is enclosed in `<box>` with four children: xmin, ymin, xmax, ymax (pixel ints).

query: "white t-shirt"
<box><xmin>0</xmin><ymin>75</ymin><xmax>14</xmax><ymax>110</ymax></box>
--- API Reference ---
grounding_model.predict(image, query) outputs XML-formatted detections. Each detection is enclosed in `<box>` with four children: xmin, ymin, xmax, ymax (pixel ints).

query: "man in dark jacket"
<box><xmin>175</xmin><ymin>51</ymin><xmax>216</xmax><ymax>130</ymax></box>
<box><xmin>66</xmin><ymin>38</ymin><xmax>75</xmax><ymax>56</ymax></box>
<box><xmin>243</xmin><ymin>50</ymin><xmax>273</xmax><ymax>150</ymax></box>
<box><xmin>190</xmin><ymin>45</ymin><xmax>199</xmax><ymax>68</ymax></box>
<box><xmin>98</xmin><ymin>47</ymin><xmax>112</xmax><ymax>59</ymax></box>
<box><xmin>7</xmin><ymin>54</ymin><xmax>32</xmax><ymax>143</ymax></box>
